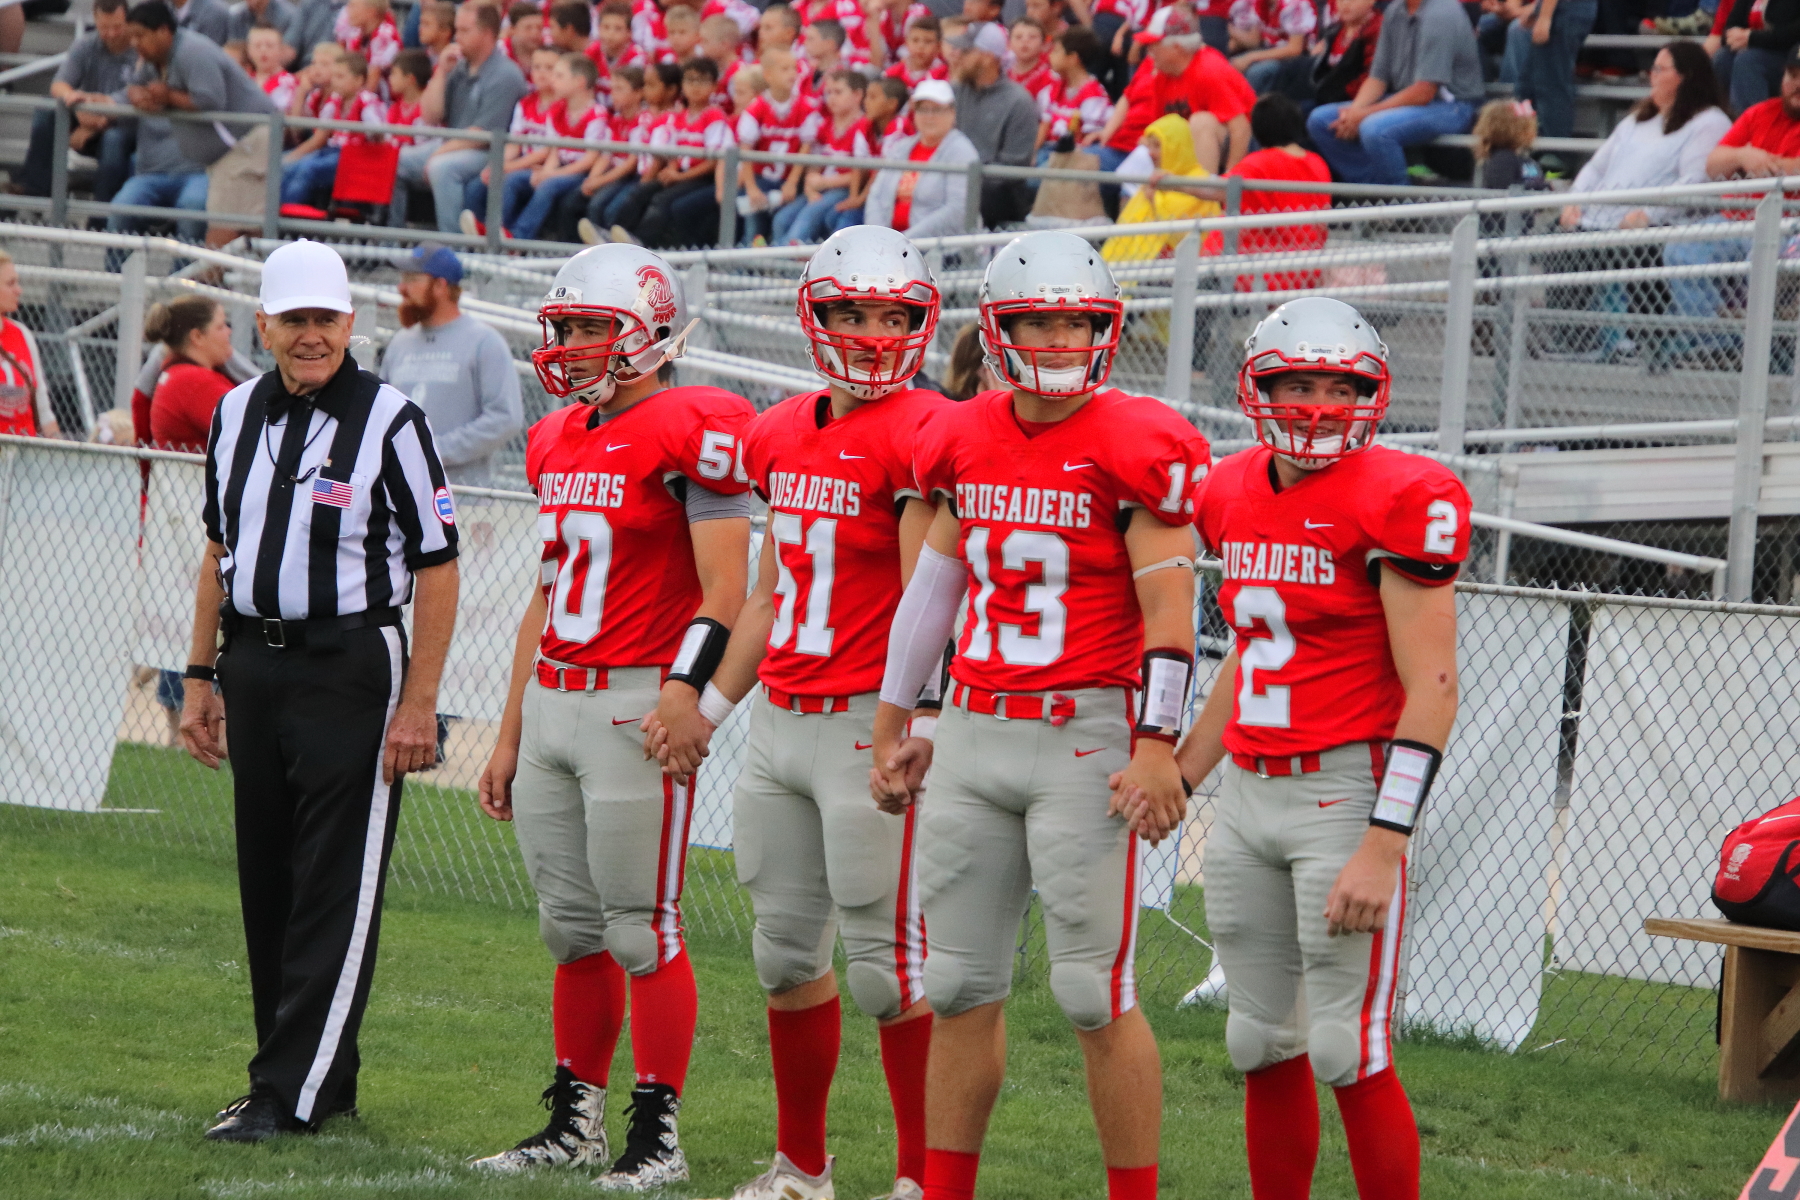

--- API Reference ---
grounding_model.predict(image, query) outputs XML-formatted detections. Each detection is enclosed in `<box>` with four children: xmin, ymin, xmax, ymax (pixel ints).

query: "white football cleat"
<box><xmin>871</xmin><ymin>1177</ymin><xmax>923</xmax><ymax>1200</ymax></box>
<box><xmin>721</xmin><ymin>1152</ymin><xmax>835</xmax><ymax>1200</ymax></box>
<box><xmin>470</xmin><ymin>1067</ymin><xmax>608</xmax><ymax>1173</ymax></box>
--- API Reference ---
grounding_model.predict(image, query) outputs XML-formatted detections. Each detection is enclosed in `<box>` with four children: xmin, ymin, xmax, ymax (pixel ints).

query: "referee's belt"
<box><xmin>763</xmin><ymin>685</ymin><xmax>851</xmax><ymax>714</ymax></box>
<box><xmin>221</xmin><ymin>606</ymin><xmax>401</xmax><ymax>650</ymax></box>
<box><xmin>951</xmin><ymin>684</ymin><xmax>1076</xmax><ymax>726</ymax></box>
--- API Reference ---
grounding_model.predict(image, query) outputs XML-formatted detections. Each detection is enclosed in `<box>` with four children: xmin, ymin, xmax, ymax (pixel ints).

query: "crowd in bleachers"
<box><xmin>6</xmin><ymin>0</ymin><xmax>1800</xmax><ymax>266</ymax></box>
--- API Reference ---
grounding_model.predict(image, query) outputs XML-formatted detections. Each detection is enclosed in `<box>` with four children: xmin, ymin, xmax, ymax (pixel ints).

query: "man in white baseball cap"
<box><xmin>947</xmin><ymin>21</ymin><xmax>1041</xmax><ymax>227</ymax></box>
<box><xmin>189</xmin><ymin>234</ymin><xmax>460</xmax><ymax>1142</ymax></box>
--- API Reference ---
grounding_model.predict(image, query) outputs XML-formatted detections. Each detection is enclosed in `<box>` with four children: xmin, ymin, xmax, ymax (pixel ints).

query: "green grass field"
<box><xmin>0</xmin><ymin>750</ymin><xmax>1789</xmax><ymax>1199</ymax></box>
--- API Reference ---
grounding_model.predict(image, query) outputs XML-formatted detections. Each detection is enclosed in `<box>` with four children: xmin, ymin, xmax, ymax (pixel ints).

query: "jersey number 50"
<box><xmin>543</xmin><ymin>509</ymin><xmax>614</xmax><ymax>644</ymax></box>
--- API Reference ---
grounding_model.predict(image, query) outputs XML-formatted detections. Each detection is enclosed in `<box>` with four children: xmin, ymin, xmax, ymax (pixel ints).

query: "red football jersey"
<box><xmin>742</xmin><ymin>387</ymin><xmax>950</xmax><ymax>696</ymax></box>
<box><xmin>526</xmin><ymin>386</ymin><xmax>755</xmax><ymax>670</ymax></box>
<box><xmin>913</xmin><ymin>389</ymin><xmax>1211</xmax><ymax>694</ymax></box>
<box><xmin>1195</xmin><ymin>445</ymin><xmax>1471</xmax><ymax>758</ymax></box>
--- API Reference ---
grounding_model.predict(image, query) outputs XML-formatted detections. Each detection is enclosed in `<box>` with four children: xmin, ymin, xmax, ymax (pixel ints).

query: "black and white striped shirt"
<box><xmin>204</xmin><ymin>356</ymin><xmax>459</xmax><ymax>620</ymax></box>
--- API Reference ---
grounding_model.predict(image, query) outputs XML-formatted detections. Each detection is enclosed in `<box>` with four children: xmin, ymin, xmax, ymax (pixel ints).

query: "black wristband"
<box><xmin>1370</xmin><ymin>738</ymin><xmax>1442</xmax><ymax>836</ymax></box>
<box><xmin>1135</xmin><ymin>647</ymin><xmax>1194</xmax><ymax>739</ymax></box>
<box><xmin>1180</xmin><ymin>774</ymin><xmax>1194</xmax><ymax>798</ymax></box>
<box><xmin>183</xmin><ymin>664</ymin><xmax>217</xmax><ymax>682</ymax></box>
<box><xmin>667</xmin><ymin>617</ymin><xmax>730</xmax><ymax>691</ymax></box>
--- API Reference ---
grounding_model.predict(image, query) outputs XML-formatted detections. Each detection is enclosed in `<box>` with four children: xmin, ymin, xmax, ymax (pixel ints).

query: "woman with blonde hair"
<box><xmin>1101</xmin><ymin>114</ymin><xmax>1223</xmax><ymax>265</ymax></box>
<box><xmin>0</xmin><ymin>250</ymin><xmax>55</xmax><ymax>438</ymax></box>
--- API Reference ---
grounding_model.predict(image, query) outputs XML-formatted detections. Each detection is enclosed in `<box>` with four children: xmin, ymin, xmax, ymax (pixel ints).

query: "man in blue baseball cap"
<box><xmin>379</xmin><ymin>243</ymin><xmax>522</xmax><ymax>489</ymax></box>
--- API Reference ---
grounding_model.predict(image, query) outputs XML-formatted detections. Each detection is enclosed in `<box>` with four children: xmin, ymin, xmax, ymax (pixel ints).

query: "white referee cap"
<box><xmin>260</xmin><ymin>239</ymin><xmax>354</xmax><ymax>315</ymax></box>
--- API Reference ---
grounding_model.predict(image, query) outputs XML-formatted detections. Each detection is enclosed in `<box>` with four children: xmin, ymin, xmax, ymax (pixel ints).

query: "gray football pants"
<box><xmin>1204</xmin><ymin>742</ymin><xmax>1406</xmax><ymax>1087</ymax></box>
<box><xmin>733</xmin><ymin>691</ymin><xmax>925</xmax><ymax>1020</ymax></box>
<box><xmin>917</xmin><ymin>686</ymin><xmax>1142</xmax><ymax>1031</ymax></box>
<box><xmin>512</xmin><ymin>668</ymin><xmax>692</xmax><ymax>974</ymax></box>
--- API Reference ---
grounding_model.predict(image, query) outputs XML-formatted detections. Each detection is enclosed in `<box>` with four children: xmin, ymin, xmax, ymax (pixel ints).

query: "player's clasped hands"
<box><xmin>868</xmin><ymin>734</ymin><xmax>933</xmax><ymax>814</ymax></box>
<box><xmin>1106</xmin><ymin>759</ymin><xmax>1187</xmax><ymax>847</ymax></box>
<box><xmin>642</xmin><ymin>697</ymin><xmax>717</xmax><ymax>786</ymax></box>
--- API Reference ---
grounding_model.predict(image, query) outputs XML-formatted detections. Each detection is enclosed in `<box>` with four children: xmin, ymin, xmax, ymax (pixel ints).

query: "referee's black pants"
<box><xmin>216</xmin><ymin>623</ymin><xmax>408</xmax><ymax>1126</ymax></box>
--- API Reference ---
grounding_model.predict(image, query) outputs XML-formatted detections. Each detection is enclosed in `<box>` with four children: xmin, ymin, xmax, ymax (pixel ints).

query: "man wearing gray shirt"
<box><xmin>124</xmin><ymin>1</ymin><xmax>277</xmax><ymax>245</ymax></box>
<box><xmin>380</xmin><ymin>245</ymin><xmax>523</xmax><ymax>487</ymax></box>
<box><xmin>226</xmin><ymin>0</ymin><xmax>296</xmax><ymax>48</ymax></box>
<box><xmin>175</xmin><ymin>0</ymin><xmax>233</xmax><ymax>44</ymax></box>
<box><xmin>15</xmin><ymin>0</ymin><xmax>136</xmax><ymax>202</ymax></box>
<box><xmin>949</xmin><ymin>21</ymin><xmax>1040</xmax><ymax>226</ymax></box>
<box><xmin>1304</xmin><ymin>0</ymin><xmax>1481</xmax><ymax>185</ymax></box>
<box><xmin>403</xmin><ymin>2</ymin><xmax>528</xmax><ymax>233</ymax></box>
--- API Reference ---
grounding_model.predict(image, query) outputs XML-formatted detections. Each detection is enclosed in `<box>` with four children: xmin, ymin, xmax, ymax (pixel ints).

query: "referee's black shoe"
<box><xmin>204</xmin><ymin>1084</ymin><xmax>312</xmax><ymax>1143</ymax></box>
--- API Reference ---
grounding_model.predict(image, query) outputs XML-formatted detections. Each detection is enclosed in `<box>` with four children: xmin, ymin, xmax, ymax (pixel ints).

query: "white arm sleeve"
<box><xmin>879</xmin><ymin>542</ymin><xmax>966</xmax><ymax>709</ymax></box>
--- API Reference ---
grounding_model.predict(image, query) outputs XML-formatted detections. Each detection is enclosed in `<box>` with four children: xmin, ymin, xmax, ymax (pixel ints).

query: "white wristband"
<box><xmin>697</xmin><ymin>681</ymin><xmax>735</xmax><ymax>726</ymax></box>
<box><xmin>907</xmin><ymin>715</ymin><xmax>937</xmax><ymax>741</ymax></box>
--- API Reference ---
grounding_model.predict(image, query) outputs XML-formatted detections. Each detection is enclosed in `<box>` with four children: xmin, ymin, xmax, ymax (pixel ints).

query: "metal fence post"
<box><xmin>485</xmin><ymin>131</ymin><xmax>506</xmax><ymax>253</ymax></box>
<box><xmin>681</xmin><ymin>262</ymin><xmax>709</xmax><ymax>385</ymax></box>
<box><xmin>263</xmin><ymin>111</ymin><xmax>284</xmax><ymax>240</ymax></box>
<box><xmin>351</xmin><ymin>301</ymin><xmax>377</xmax><ymax>369</ymax></box>
<box><xmin>1222</xmin><ymin>175</ymin><xmax>1242</xmax><ymax>256</ymax></box>
<box><xmin>1163</xmin><ymin>232</ymin><xmax>1199</xmax><ymax>407</ymax></box>
<box><xmin>717</xmin><ymin>145</ymin><xmax>739</xmax><ymax>249</ymax></box>
<box><xmin>113</xmin><ymin>251</ymin><xmax>146</xmax><ymax>412</ymax></box>
<box><xmin>1437</xmin><ymin>214</ymin><xmax>1478</xmax><ymax>455</ymax></box>
<box><xmin>964</xmin><ymin>160</ymin><xmax>982</xmax><ymax>233</ymax></box>
<box><xmin>1726</xmin><ymin>190</ymin><xmax>1784</xmax><ymax>601</ymax></box>
<box><xmin>49</xmin><ymin>102</ymin><xmax>70</xmax><ymax>229</ymax></box>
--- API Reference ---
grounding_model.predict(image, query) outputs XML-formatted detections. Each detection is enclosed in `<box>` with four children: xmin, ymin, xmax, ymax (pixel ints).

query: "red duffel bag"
<box><xmin>1714</xmin><ymin>797</ymin><xmax>1800</xmax><ymax>930</ymax></box>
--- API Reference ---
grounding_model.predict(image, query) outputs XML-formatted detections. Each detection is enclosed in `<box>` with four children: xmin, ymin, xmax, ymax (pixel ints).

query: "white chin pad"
<box><xmin>1005</xmin><ymin>348</ymin><xmax>1091</xmax><ymax>395</ymax></box>
<box><xmin>819</xmin><ymin>342</ymin><xmax>913</xmax><ymax>399</ymax></box>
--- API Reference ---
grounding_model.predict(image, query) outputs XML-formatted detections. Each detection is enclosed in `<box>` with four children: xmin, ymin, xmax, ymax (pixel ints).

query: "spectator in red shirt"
<box><xmin>1092</xmin><ymin>4</ymin><xmax>1252</xmax><ymax>177</ymax></box>
<box><xmin>1202</xmin><ymin>94</ymin><xmax>1330</xmax><ymax>289</ymax></box>
<box><xmin>142</xmin><ymin>295</ymin><xmax>236</xmax><ymax>453</ymax></box>
<box><xmin>1665</xmin><ymin>42</ymin><xmax>1800</xmax><ymax>360</ymax></box>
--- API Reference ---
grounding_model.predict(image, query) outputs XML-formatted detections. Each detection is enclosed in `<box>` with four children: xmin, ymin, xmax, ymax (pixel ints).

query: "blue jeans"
<box><xmin>637</xmin><ymin>177</ymin><xmax>719</xmax><ymax>249</ymax></box>
<box><xmin>1713</xmin><ymin>45</ymin><xmax>1787</xmax><ymax>114</ymax></box>
<box><xmin>21</xmin><ymin>109</ymin><xmax>135</xmax><ymax>201</ymax></box>
<box><xmin>281</xmin><ymin>147</ymin><xmax>340</xmax><ymax>206</ymax></box>
<box><xmin>106</xmin><ymin>170</ymin><xmax>208</xmax><ymax>266</ymax></box>
<box><xmin>463</xmin><ymin>168</ymin><xmax>536</xmax><ymax>231</ymax></box>
<box><xmin>741</xmin><ymin>179</ymin><xmax>786</xmax><ymax>244</ymax></box>
<box><xmin>1665</xmin><ymin>217</ymin><xmax>1751</xmax><ymax>353</ymax></box>
<box><xmin>511</xmin><ymin>172</ymin><xmax>585</xmax><ymax>241</ymax></box>
<box><xmin>774</xmin><ymin>187</ymin><xmax>849</xmax><ymax>245</ymax></box>
<box><xmin>1305</xmin><ymin>99</ymin><xmax>1476</xmax><ymax>186</ymax></box>
<box><xmin>1501</xmin><ymin>0</ymin><xmax>1597</xmax><ymax>138</ymax></box>
<box><xmin>1243</xmin><ymin>55</ymin><xmax>1315</xmax><ymax>102</ymax></box>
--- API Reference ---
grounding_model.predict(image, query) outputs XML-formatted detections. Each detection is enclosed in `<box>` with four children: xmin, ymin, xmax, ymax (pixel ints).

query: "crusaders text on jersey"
<box><xmin>1195</xmin><ymin>444</ymin><xmax>1471</xmax><ymax>759</ymax></box>
<box><xmin>526</xmin><ymin>386</ymin><xmax>754</xmax><ymax>670</ymax></box>
<box><xmin>912</xmin><ymin>388</ymin><xmax>1211</xmax><ymax>694</ymax></box>
<box><xmin>742</xmin><ymin>387</ymin><xmax>950</xmax><ymax>697</ymax></box>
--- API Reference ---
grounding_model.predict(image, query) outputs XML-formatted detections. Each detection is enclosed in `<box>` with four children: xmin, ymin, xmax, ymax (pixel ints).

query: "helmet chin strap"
<box><xmin>817</xmin><ymin>338</ymin><xmax>916</xmax><ymax>400</ymax></box>
<box><xmin>1002</xmin><ymin>347</ymin><xmax>1096</xmax><ymax>396</ymax></box>
<box><xmin>572</xmin><ymin>318</ymin><xmax>700</xmax><ymax>407</ymax></box>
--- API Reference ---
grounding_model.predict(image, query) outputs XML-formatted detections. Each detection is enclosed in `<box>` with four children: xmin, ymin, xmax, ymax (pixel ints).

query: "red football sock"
<box><xmin>923</xmin><ymin>1148</ymin><xmax>980</xmax><ymax>1200</ymax></box>
<box><xmin>628</xmin><ymin>949</ymin><xmax>697</xmax><ymax>1092</ymax></box>
<box><xmin>878</xmin><ymin>1013</ymin><xmax>932</xmax><ymax>1184</ymax></box>
<box><xmin>1106</xmin><ymin>1164</ymin><xmax>1158</xmax><ymax>1200</ymax></box>
<box><xmin>553</xmin><ymin>952</ymin><xmax>627</xmax><ymax>1086</ymax></box>
<box><xmin>768</xmin><ymin>996</ymin><xmax>841</xmax><ymax>1178</ymax></box>
<box><xmin>1245</xmin><ymin>1054</ymin><xmax>1320</xmax><ymax>1200</ymax></box>
<box><xmin>1333</xmin><ymin>1068</ymin><xmax>1419</xmax><ymax>1200</ymax></box>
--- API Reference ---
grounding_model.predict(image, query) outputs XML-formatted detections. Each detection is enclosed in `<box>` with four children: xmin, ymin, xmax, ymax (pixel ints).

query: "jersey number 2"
<box><xmin>769</xmin><ymin>512</ymin><xmax>837</xmax><ymax>656</ymax></box>
<box><xmin>1233</xmin><ymin>585</ymin><xmax>1296</xmax><ymax>728</ymax></box>
<box><xmin>546</xmin><ymin>509</ymin><xmax>614</xmax><ymax>644</ymax></box>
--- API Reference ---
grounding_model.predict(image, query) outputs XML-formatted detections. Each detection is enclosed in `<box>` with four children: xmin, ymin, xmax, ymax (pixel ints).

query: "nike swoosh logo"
<box><xmin>612</xmin><ymin>717</ymin><xmax>640</xmax><ymax>725</ymax></box>
<box><xmin>855</xmin><ymin>741</ymin><xmax>873</xmax><ymax>750</ymax></box>
<box><xmin>1063</xmin><ymin>462</ymin><xmax>1093</xmax><ymax>471</ymax></box>
<box><xmin>606</xmin><ymin>443</ymin><xmax>631</xmax><ymax>452</ymax></box>
<box><xmin>1074</xmin><ymin>747</ymin><xmax>1105</xmax><ymax>757</ymax></box>
<box><xmin>1318</xmin><ymin>797</ymin><xmax>1352</xmax><ymax>807</ymax></box>
<box><xmin>1304</xmin><ymin>520</ymin><xmax>1333</xmax><ymax>529</ymax></box>
<box><xmin>840</xmin><ymin>451</ymin><xmax>865</xmax><ymax>460</ymax></box>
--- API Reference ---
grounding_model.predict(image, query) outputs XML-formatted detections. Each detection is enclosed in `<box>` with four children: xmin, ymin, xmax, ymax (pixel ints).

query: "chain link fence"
<box><xmin>2</xmin><ymin>435</ymin><xmax>1790</xmax><ymax>1079</ymax></box>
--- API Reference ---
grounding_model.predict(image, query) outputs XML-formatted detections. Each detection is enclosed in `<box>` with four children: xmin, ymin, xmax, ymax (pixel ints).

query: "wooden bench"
<box><xmin>1646</xmin><ymin>917</ymin><xmax>1800</xmax><ymax>1104</ymax></box>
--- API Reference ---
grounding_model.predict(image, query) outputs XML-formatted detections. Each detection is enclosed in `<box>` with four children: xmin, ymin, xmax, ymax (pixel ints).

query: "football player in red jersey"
<box><xmin>1121</xmin><ymin>296</ymin><xmax>1468</xmax><ymax>1200</ymax></box>
<box><xmin>867</xmin><ymin>230</ymin><xmax>1212</xmax><ymax>1200</ymax></box>
<box><xmin>645</xmin><ymin>226</ymin><xmax>948</xmax><ymax>1200</ymax></box>
<box><xmin>473</xmin><ymin>243</ymin><xmax>754</xmax><ymax>1191</ymax></box>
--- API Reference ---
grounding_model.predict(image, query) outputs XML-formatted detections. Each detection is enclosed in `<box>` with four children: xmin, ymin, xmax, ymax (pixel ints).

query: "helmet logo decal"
<box><xmin>546</xmin><ymin>284</ymin><xmax>583</xmax><ymax>304</ymax></box>
<box><xmin>635</xmin><ymin>265</ymin><xmax>678</xmax><ymax>325</ymax></box>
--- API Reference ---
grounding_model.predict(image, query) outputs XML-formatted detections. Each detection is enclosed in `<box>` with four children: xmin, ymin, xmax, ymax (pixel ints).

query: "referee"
<box><xmin>178</xmin><ymin>239</ymin><xmax>460</xmax><ymax>1143</ymax></box>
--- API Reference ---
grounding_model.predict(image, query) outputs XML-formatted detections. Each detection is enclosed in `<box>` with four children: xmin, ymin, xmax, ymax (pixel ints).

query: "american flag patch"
<box><xmin>312</xmin><ymin>478</ymin><xmax>355</xmax><ymax>508</ymax></box>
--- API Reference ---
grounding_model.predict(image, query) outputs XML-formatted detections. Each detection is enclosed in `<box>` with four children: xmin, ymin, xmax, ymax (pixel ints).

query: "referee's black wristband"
<box><xmin>183</xmin><ymin>664</ymin><xmax>217</xmax><ymax>682</ymax></box>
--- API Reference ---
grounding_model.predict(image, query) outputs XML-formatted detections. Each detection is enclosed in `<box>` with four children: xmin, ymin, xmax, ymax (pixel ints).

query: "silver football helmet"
<box><xmin>1239</xmin><ymin>297</ymin><xmax>1390</xmax><ymax>468</ymax></box>
<box><xmin>534</xmin><ymin>244</ymin><xmax>693</xmax><ymax>406</ymax></box>
<box><xmin>978</xmin><ymin>230</ymin><xmax>1123</xmax><ymax>396</ymax></box>
<box><xmin>797</xmin><ymin>225</ymin><xmax>940</xmax><ymax>400</ymax></box>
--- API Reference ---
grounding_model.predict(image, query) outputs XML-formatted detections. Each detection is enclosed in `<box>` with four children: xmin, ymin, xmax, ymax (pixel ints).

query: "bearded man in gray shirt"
<box><xmin>379</xmin><ymin>244</ymin><xmax>523</xmax><ymax>487</ymax></box>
